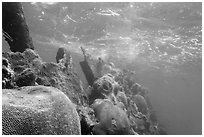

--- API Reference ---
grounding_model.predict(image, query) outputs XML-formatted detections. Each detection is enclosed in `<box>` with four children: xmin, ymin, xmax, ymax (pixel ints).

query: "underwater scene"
<box><xmin>2</xmin><ymin>2</ymin><xmax>202</xmax><ymax>135</ymax></box>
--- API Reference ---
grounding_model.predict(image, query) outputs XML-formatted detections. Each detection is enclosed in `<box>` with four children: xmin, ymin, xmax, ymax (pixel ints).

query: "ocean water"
<box><xmin>2</xmin><ymin>2</ymin><xmax>202</xmax><ymax>134</ymax></box>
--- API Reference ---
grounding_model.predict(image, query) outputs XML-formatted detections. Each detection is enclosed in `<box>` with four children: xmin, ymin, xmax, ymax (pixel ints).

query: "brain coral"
<box><xmin>2</xmin><ymin>85</ymin><xmax>81</xmax><ymax>135</ymax></box>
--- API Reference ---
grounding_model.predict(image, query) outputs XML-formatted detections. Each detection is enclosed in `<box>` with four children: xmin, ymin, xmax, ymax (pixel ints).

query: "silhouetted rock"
<box><xmin>56</xmin><ymin>47</ymin><xmax>70</xmax><ymax>63</ymax></box>
<box><xmin>57</xmin><ymin>48</ymin><xmax>73</xmax><ymax>71</ymax></box>
<box><xmin>91</xmin><ymin>99</ymin><xmax>131</xmax><ymax>135</ymax></box>
<box><xmin>2</xmin><ymin>86</ymin><xmax>81</xmax><ymax>135</ymax></box>
<box><xmin>2</xmin><ymin>2</ymin><xmax>34</xmax><ymax>52</ymax></box>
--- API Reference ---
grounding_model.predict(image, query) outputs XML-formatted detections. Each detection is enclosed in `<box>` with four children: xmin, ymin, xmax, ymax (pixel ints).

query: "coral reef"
<box><xmin>2</xmin><ymin>49</ymin><xmax>87</xmax><ymax>106</ymax></box>
<box><xmin>2</xmin><ymin>46</ymin><xmax>167</xmax><ymax>135</ymax></box>
<box><xmin>2</xmin><ymin>86</ymin><xmax>81</xmax><ymax>135</ymax></box>
<box><xmin>2</xmin><ymin>48</ymin><xmax>167</xmax><ymax>135</ymax></box>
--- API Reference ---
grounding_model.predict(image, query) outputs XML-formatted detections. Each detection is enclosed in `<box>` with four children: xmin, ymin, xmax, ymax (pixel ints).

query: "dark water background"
<box><xmin>2</xmin><ymin>2</ymin><xmax>202</xmax><ymax>134</ymax></box>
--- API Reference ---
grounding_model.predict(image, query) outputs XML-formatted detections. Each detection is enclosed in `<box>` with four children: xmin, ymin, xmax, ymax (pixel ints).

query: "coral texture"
<box><xmin>2</xmin><ymin>85</ymin><xmax>81</xmax><ymax>135</ymax></box>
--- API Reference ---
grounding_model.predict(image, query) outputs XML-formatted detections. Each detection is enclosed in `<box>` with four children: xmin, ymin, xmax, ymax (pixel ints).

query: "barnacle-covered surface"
<box><xmin>2</xmin><ymin>85</ymin><xmax>81</xmax><ymax>135</ymax></box>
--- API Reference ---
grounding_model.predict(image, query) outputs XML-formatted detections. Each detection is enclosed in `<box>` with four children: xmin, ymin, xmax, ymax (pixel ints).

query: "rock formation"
<box><xmin>116</xmin><ymin>91</ymin><xmax>128</xmax><ymax>108</ymax></box>
<box><xmin>2</xmin><ymin>47</ymin><xmax>167</xmax><ymax>135</ymax></box>
<box><xmin>89</xmin><ymin>74</ymin><xmax>118</xmax><ymax>104</ymax></box>
<box><xmin>2</xmin><ymin>57</ymin><xmax>15</xmax><ymax>89</ymax></box>
<box><xmin>14</xmin><ymin>68</ymin><xmax>36</xmax><ymax>87</ymax></box>
<box><xmin>2</xmin><ymin>49</ymin><xmax>87</xmax><ymax>106</ymax></box>
<box><xmin>56</xmin><ymin>47</ymin><xmax>67</xmax><ymax>63</ymax></box>
<box><xmin>91</xmin><ymin>99</ymin><xmax>131</xmax><ymax>135</ymax></box>
<box><xmin>132</xmin><ymin>94</ymin><xmax>149</xmax><ymax>115</ymax></box>
<box><xmin>2</xmin><ymin>2</ymin><xmax>34</xmax><ymax>52</ymax></box>
<box><xmin>76</xmin><ymin>106</ymin><xmax>97</xmax><ymax>135</ymax></box>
